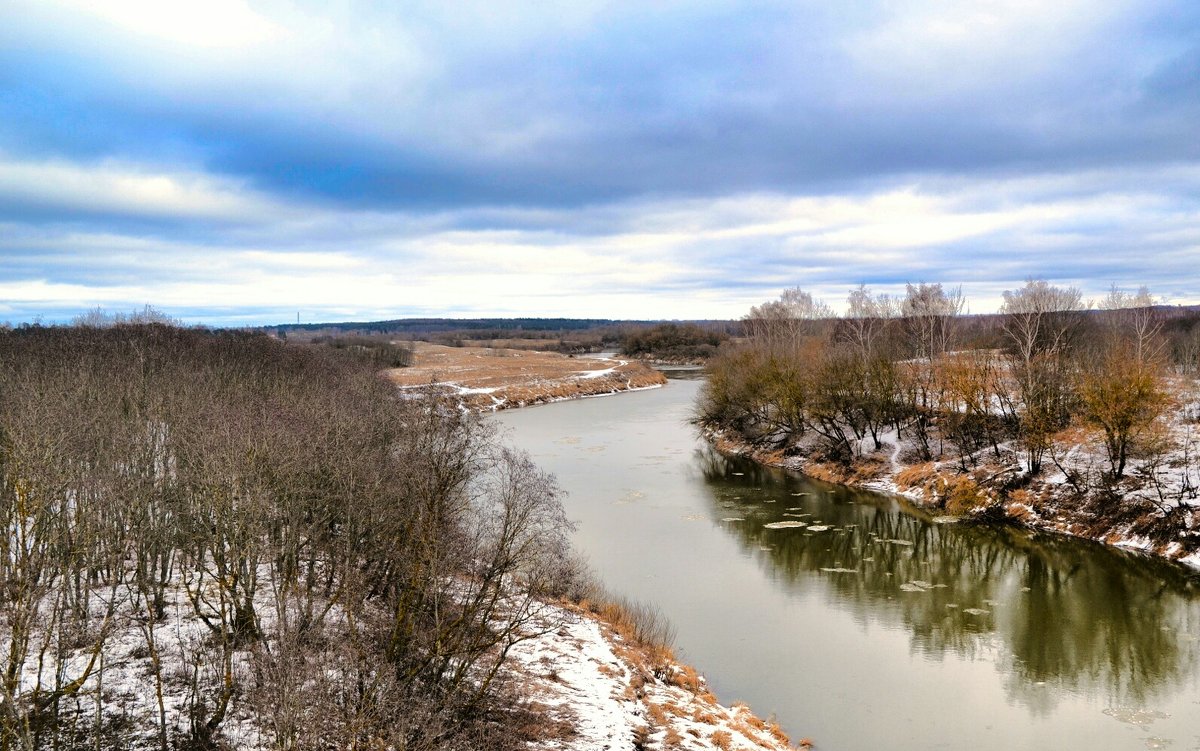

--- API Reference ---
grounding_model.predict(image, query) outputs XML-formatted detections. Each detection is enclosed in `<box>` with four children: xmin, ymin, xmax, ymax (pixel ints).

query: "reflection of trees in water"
<box><xmin>696</xmin><ymin>446</ymin><xmax>1200</xmax><ymax>712</ymax></box>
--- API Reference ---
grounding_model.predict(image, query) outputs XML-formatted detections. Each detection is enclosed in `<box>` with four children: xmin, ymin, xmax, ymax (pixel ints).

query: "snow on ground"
<box><xmin>10</xmin><ymin>574</ymin><xmax>274</xmax><ymax>750</ymax></box>
<box><xmin>506</xmin><ymin>602</ymin><xmax>801</xmax><ymax>751</ymax></box>
<box><xmin>574</xmin><ymin>357</ymin><xmax>626</xmax><ymax>380</ymax></box>
<box><xmin>707</xmin><ymin>376</ymin><xmax>1200</xmax><ymax>570</ymax></box>
<box><xmin>10</xmin><ymin>571</ymin><xmax>798</xmax><ymax>751</ymax></box>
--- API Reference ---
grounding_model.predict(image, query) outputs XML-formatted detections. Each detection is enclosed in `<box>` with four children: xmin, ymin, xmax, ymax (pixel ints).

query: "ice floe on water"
<box><xmin>763</xmin><ymin>520</ymin><xmax>808</xmax><ymax>529</ymax></box>
<box><xmin>614</xmin><ymin>490</ymin><xmax>645</xmax><ymax>505</ymax></box>
<box><xmin>1103</xmin><ymin>707</ymin><xmax>1171</xmax><ymax>727</ymax></box>
<box><xmin>806</xmin><ymin>525</ymin><xmax>831</xmax><ymax>532</ymax></box>
<box><xmin>820</xmin><ymin>567</ymin><xmax>858</xmax><ymax>574</ymax></box>
<box><xmin>721</xmin><ymin>517</ymin><xmax>744</xmax><ymax>522</ymax></box>
<box><xmin>962</xmin><ymin>608</ymin><xmax>991</xmax><ymax>616</ymax></box>
<box><xmin>899</xmin><ymin>580</ymin><xmax>949</xmax><ymax>593</ymax></box>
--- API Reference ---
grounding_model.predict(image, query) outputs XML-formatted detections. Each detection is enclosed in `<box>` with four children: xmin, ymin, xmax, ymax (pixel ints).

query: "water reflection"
<box><xmin>698</xmin><ymin>447</ymin><xmax>1200</xmax><ymax>714</ymax></box>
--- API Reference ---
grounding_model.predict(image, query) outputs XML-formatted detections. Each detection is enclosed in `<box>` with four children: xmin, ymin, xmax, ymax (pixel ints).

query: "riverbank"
<box><xmin>385</xmin><ymin>343</ymin><xmax>666</xmax><ymax>409</ymax></box>
<box><xmin>509</xmin><ymin>598</ymin><xmax>803</xmax><ymax>751</ymax></box>
<box><xmin>703</xmin><ymin>422</ymin><xmax>1200</xmax><ymax>571</ymax></box>
<box><xmin>386</xmin><ymin>356</ymin><xmax>801</xmax><ymax>748</ymax></box>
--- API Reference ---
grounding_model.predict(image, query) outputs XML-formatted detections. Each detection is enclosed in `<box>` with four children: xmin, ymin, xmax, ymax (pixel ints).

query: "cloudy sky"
<box><xmin>2</xmin><ymin>0</ymin><xmax>1198</xmax><ymax>325</ymax></box>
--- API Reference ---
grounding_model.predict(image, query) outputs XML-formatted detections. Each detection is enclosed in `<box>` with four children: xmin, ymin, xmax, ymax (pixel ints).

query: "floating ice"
<box><xmin>807</xmin><ymin>525</ymin><xmax>831</xmax><ymax>532</ymax></box>
<box><xmin>821</xmin><ymin>567</ymin><xmax>858</xmax><ymax>574</ymax></box>
<box><xmin>900</xmin><ymin>583</ymin><xmax>928</xmax><ymax>592</ymax></box>
<box><xmin>1102</xmin><ymin>707</ymin><xmax>1170</xmax><ymax>727</ymax></box>
<box><xmin>910</xmin><ymin>580</ymin><xmax>933</xmax><ymax>588</ymax></box>
<box><xmin>721</xmin><ymin>517</ymin><xmax>744</xmax><ymax>522</ymax></box>
<box><xmin>963</xmin><ymin>608</ymin><xmax>991</xmax><ymax>616</ymax></box>
<box><xmin>763</xmin><ymin>521</ymin><xmax>808</xmax><ymax>529</ymax></box>
<box><xmin>790</xmin><ymin>492</ymin><xmax>811</xmax><ymax>496</ymax></box>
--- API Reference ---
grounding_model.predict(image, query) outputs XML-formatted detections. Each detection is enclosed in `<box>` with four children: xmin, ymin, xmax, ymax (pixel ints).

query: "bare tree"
<box><xmin>901</xmin><ymin>283</ymin><xmax>964</xmax><ymax>361</ymax></box>
<box><xmin>744</xmin><ymin>287</ymin><xmax>833</xmax><ymax>350</ymax></box>
<box><xmin>841</xmin><ymin>284</ymin><xmax>900</xmax><ymax>362</ymax></box>
<box><xmin>999</xmin><ymin>279</ymin><xmax>1087</xmax><ymax>474</ymax></box>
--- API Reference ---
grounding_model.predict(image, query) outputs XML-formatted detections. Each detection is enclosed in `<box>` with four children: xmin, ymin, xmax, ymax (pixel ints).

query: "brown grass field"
<box><xmin>385</xmin><ymin>343</ymin><xmax>667</xmax><ymax>410</ymax></box>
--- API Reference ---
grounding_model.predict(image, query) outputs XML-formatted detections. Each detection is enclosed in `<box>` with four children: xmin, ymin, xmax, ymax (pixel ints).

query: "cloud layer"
<box><xmin>2</xmin><ymin>0</ymin><xmax>1198</xmax><ymax>324</ymax></box>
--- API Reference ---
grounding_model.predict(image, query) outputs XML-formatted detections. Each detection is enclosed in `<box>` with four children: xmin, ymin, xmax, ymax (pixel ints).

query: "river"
<box><xmin>494</xmin><ymin>375</ymin><xmax>1200</xmax><ymax>751</ymax></box>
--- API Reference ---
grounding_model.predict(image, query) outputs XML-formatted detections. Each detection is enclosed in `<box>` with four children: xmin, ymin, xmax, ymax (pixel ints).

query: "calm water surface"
<box><xmin>495</xmin><ymin>377</ymin><xmax>1200</xmax><ymax>751</ymax></box>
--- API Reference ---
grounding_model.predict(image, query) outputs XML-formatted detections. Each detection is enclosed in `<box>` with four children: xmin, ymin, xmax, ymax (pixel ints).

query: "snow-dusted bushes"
<box><xmin>698</xmin><ymin>282</ymin><xmax>1196</xmax><ymax>515</ymax></box>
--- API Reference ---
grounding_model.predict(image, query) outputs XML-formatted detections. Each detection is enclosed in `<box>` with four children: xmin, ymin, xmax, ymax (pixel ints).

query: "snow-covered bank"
<box><xmin>507</xmin><ymin>600</ymin><xmax>804</xmax><ymax>751</ymax></box>
<box><xmin>703</xmin><ymin>422</ymin><xmax>1200</xmax><ymax>571</ymax></box>
<box><xmin>5</xmin><ymin>572</ymin><xmax>805</xmax><ymax>750</ymax></box>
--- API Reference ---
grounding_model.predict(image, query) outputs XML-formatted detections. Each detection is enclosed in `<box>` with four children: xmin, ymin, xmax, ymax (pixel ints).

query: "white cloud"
<box><xmin>53</xmin><ymin>0</ymin><xmax>284</xmax><ymax>49</ymax></box>
<box><xmin>3</xmin><ymin>162</ymin><xmax>1199</xmax><ymax>324</ymax></box>
<box><xmin>0</xmin><ymin>155</ymin><xmax>292</xmax><ymax>222</ymax></box>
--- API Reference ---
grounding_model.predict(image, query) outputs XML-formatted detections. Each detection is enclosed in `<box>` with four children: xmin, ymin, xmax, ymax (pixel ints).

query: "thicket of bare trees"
<box><xmin>0</xmin><ymin>325</ymin><xmax>572</xmax><ymax>750</ymax></box>
<box><xmin>699</xmin><ymin>281</ymin><xmax>1190</xmax><ymax>507</ymax></box>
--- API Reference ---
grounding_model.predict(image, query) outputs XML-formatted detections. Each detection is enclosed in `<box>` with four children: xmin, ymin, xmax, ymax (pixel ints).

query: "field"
<box><xmin>385</xmin><ymin>342</ymin><xmax>667</xmax><ymax>409</ymax></box>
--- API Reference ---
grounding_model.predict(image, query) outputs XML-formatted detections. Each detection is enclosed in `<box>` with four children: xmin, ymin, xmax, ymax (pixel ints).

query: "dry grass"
<box><xmin>802</xmin><ymin>461</ymin><xmax>851</xmax><ymax>484</ymax></box>
<box><xmin>691</xmin><ymin>706</ymin><xmax>720</xmax><ymax>725</ymax></box>
<box><xmin>850</xmin><ymin>454</ymin><xmax>887</xmax><ymax>482</ymax></box>
<box><xmin>384</xmin><ymin>342</ymin><xmax>666</xmax><ymax>410</ymax></box>
<box><xmin>669</xmin><ymin>664</ymin><xmax>703</xmax><ymax>695</ymax></box>
<box><xmin>896</xmin><ymin>461</ymin><xmax>938</xmax><ymax>490</ymax></box>
<box><xmin>646</xmin><ymin>701</ymin><xmax>671</xmax><ymax>727</ymax></box>
<box><xmin>942</xmin><ymin>474</ymin><xmax>989</xmax><ymax>514</ymax></box>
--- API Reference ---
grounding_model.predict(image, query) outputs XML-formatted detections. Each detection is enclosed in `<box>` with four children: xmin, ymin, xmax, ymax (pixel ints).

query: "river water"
<box><xmin>494</xmin><ymin>376</ymin><xmax>1200</xmax><ymax>751</ymax></box>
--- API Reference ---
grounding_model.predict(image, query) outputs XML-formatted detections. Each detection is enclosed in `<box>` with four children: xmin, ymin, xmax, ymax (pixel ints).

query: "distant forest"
<box><xmin>267</xmin><ymin>317</ymin><xmax>741</xmax><ymax>357</ymax></box>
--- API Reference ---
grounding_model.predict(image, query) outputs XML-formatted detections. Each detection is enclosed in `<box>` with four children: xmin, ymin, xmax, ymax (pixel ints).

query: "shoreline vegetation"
<box><xmin>696</xmin><ymin>281</ymin><xmax>1200</xmax><ymax>571</ymax></box>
